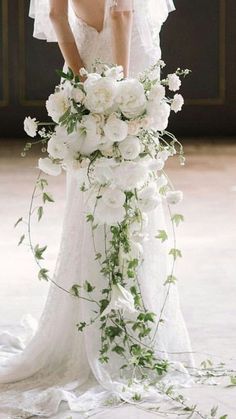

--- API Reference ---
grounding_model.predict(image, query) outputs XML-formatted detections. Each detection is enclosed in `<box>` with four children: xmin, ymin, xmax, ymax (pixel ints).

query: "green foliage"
<box><xmin>71</xmin><ymin>284</ymin><xmax>81</xmax><ymax>297</ymax></box>
<box><xmin>83</xmin><ymin>281</ymin><xmax>95</xmax><ymax>293</ymax></box>
<box><xmin>169</xmin><ymin>248</ymin><xmax>182</xmax><ymax>260</ymax></box>
<box><xmin>43</xmin><ymin>192</ymin><xmax>54</xmax><ymax>204</ymax></box>
<box><xmin>18</xmin><ymin>234</ymin><xmax>25</xmax><ymax>246</ymax></box>
<box><xmin>14</xmin><ymin>217</ymin><xmax>23</xmax><ymax>228</ymax></box>
<box><xmin>34</xmin><ymin>244</ymin><xmax>47</xmax><ymax>260</ymax></box>
<box><xmin>38</xmin><ymin>268</ymin><xmax>49</xmax><ymax>281</ymax></box>
<box><xmin>155</xmin><ymin>230</ymin><xmax>168</xmax><ymax>242</ymax></box>
<box><xmin>77</xmin><ymin>322</ymin><xmax>87</xmax><ymax>332</ymax></box>
<box><xmin>37</xmin><ymin>178</ymin><xmax>48</xmax><ymax>190</ymax></box>
<box><xmin>164</xmin><ymin>275</ymin><xmax>178</xmax><ymax>285</ymax></box>
<box><xmin>171</xmin><ymin>213</ymin><xmax>184</xmax><ymax>226</ymax></box>
<box><xmin>112</xmin><ymin>345</ymin><xmax>125</xmax><ymax>355</ymax></box>
<box><xmin>37</xmin><ymin>206</ymin><xmax>43</xmax><ymax>222</ymax></box>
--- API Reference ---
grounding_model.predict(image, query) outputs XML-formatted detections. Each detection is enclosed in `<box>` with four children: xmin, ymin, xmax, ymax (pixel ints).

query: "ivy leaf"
<box><xmin>37</xmin><ymin>206</ymin><xmax>43</xmax><ymax>222</ymax></box>
<box><xmin>43</xmin><ymin>192</ymin><xmax>54</xmax><ymax>204</ymax></box>
<box><xmin>210</xmin><ymin>406</ymin><xmax>218</xmax><ymax>417</ymax></box>
<box><xmin>38</xmin><ymin>268</ymin><xmax>49</xmax><ymax>281</ymax></box>
<box><xmin>71</xmin><ymin>284</ymin><xmax>81</xmax><ymax>297</ymax></box>
<box><xmin>112</xmin><ymin>345</ymin><xmax>125</xmax><ymax>355</ymax></box>
<box><xmin>171</xmin><ymin>213</ymin><xmax>184</xmax><ymax>226</ymax></box>
<box><xmin>155</xmin><ymin>230</ymin><xmax>168</xmax><ymax>242</ymax></box>
<box><xmin>132</xmin><ymin>393</ymin><xmax>142</xmax><ymax>401</ymax></box>
<box><xmin>164</xmin><ymin>275</ymin><xmax>178</xmax><ymax>285</ymax></box>
<box><xmin>18</xmin><ymin>234</ymin><xmax>25</xmax><ymax>246</ymax></box>
<box><xmin>86</xmin><ymin>214</ymin><xmax>94</xmax><ymax>223</ymax></box>
<box><xmin>34</xmin><ymin>244</ymin><xmax>47</xmax><ymax>260</ymax></box>
<box><xmin>14</xmin><ymin>217</ymin><xmax>23</xmax><ymax>228</ymax></box>
<box><xmin>37</xmin><ymin>178</ymin><xmax>48</xmax><ymax>190</ymax></box>
<box><xmin>77</xmin><ymin>321</ymin><xmax>87</xmax><ymax>332</ymax></box>
<box><xmin>219</xmin><ymin>416</ymin><xmax>228</xmax><ymax>419</ymax></box>
<box><xmin>83</xmin><ymin>281</ymin><xmax>95</xmax><ymax>293</ymax></box>
<box><xmin>169</xmin><ymin>248</ymin><xmax>182</xmax><ymax>260</ymax></box>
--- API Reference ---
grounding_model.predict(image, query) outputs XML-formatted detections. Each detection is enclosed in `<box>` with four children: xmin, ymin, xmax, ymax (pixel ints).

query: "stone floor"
<box><xmin>0</xmin><ymin>139</ymin><xmax>236</xmax><ymax>418</ymax></box>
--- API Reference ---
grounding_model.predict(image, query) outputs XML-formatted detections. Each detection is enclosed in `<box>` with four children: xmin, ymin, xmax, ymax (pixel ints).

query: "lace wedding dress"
<box><xmin>0</xmin><ymin>1</ymin><xmax>194</xmax><ymax>417</ymax></box>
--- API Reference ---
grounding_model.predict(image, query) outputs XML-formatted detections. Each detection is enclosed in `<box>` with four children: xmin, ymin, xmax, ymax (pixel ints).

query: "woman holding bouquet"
<box><xmin>0</xmin><ymin>1</ymin><xmax>195</xmax><ymax>417</ymax></box>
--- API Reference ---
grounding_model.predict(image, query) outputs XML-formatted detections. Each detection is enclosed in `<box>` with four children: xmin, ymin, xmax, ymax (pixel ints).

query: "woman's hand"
<box><xmin>49</xmin><ymin>0</ymin><xmax>84</xmax><ymax>76</ymax></box>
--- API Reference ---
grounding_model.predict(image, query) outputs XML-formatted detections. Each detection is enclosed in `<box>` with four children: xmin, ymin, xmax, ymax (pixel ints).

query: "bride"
<box><xmin>0</xmin><ymin>0</ymin><xmax>195</xmax><ymax>417</ymax></box>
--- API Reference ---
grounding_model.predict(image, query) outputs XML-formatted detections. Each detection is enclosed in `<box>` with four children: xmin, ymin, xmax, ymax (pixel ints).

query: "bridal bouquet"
<box><xmin>23</xmin><ymin>61</ymin><xmax>190</xmax><ymax>380</ymax></box>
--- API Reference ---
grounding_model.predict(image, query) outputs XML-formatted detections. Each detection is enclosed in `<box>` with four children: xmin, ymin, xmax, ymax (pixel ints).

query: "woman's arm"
<box><xmin>110</xmin><ymin>0</ymin><xmax>134</xmax><ymax>77</ymax></box>
<box><xmin>49</xmin><ymin>0</ymin><xmax>84</xmax><ymax>76</ymax></box>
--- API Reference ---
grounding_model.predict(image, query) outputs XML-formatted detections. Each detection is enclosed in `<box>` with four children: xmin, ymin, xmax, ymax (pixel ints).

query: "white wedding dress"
<box><xmin>0</xmin><ymin>1</ymin><xmax>195</xmax><ymax>417</ymax></box>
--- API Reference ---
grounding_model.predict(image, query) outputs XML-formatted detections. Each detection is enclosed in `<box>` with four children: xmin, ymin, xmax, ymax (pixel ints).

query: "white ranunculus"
<box><xmin>103</xmin><ymin>114</ymin><xmax>128</xmax><ymax>143</ymax></box>
<box><xmin>104</xmin><ymin>65</ymin><xmax>124</xmax><ymax>81</ymax></box>
<box><xmin>101</xmin><ymin>187</ymin><xmax>126</xmax><ymax>208</ymax></box>
<box><xmin>38</xmin><ymin>158</ymin><xmax>62</xmax><ymax>176</ymax></box>
<box><xmin>101</xmin><ymin>283</ymin><xmax>137</xmax><ymax>316</ymax></box>
<box><xmin>167</xmin><ymin>74</ymin><xmax>181</xmax><ymax>92</ymax></box>
<box><xmin>166</xmin><ymin>190</ymin><xmax>183</xmax><ymax>205</ymax></box>
<box><xmin>24</xmin><ymin>117</ymin><xmax>38</xmax><ymax>138</ymax></box>
<box><xmin>116</xmin><ymin>79</ymin><xmax>147</xmax><ymax>119</ymax></box>
<box><xmin>149</xmin><ymin>84</ymin><xmax>166</xmax><ymax>103</ymax></box>
<box><xmin>147</xmin><ymin>101</ymin><xmax>171</xmax><ymax>132</ymax></box>
<box><xmin>46</xmin><ymin>90</ymin><xmax>70</xmax><ymax>123</ymax></box>
<box><xmin>138</xmin><ymin>183</ymin><xmax>162</xmax><ymax>212</ymax></box>
<box><xmin>171</xmin><ymin>94</ymin><xmax>184</xmax><ymax>113</ymax></box>
<box><xmin>114</xmin><ymin>161</ymin><xmax>149</xmax><ymax>190</ymax></box>
<box><xmin>84</xmin><ymin>78</ymin><xmax>117</xmax><ymax>113</ymax></box>
<box><xmin>119</xmin><ymin>136</ymin><xmax>141</xmax><ymax>160</ymax></box>
<box><xmin>47</xmin><ymin>136</ymin><xmax>68</xmax><ymax>160</ymax></box>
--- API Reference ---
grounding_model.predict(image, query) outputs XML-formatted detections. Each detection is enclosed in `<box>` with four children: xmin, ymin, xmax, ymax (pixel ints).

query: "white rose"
<box><xmin>46</xmin><ymin>90</ymin><xmax>70</xmax><ymax>123</ymax></box>
<box><xmin>167</xmin><ymin>74</ymin><xmax>181</xmax><ymax>92</ymax></box>
<box><xmin>119</xmin><ymin>136</ymin><xmax>141</xmax><ymax>160</ymax></box>
<box><xmin>83</xmin><ymin>73</ymin><xmax>101</xmax><ymax>91</ymax></box>
<box><xmin>103</xmin><ymin>114</ymin><xmax>128</xmax><ymax>142</ymax></box>
<box><xmin>24</xmin><ymin>117</ymin><xmax>38</xmax><ymax>138</ymax></box>
<box><xmin>147</xmin><ymin>102</ymin><xmax>170</xmax><ymax>131</ymax></box>
<box><xmin>138</xmin><ymin>183</ymin><xmax>162</xmax><ymax>212</ymax></box>
<box><xmin>101</xmin><ymin>283</ymin><xmax>137</xmax><ymax>316</ymax></box>
<box><xmin>114</xmin><ymin>161</ymin><xmax>149</xmax><ymax>190</ymax></box>
<box><xmin>38</xmin><ymin>158</ymin><xmax>62</xmax><ymax>176</ymax></box>
<box><xmin>116</xmin><ymin>79</ymin><xmax>147</xmax><ymax>119</ymax></box>
<box><xmin>84</xmin><ymin>78</ymin><xmax>117</xmax><ymax>113</ymax></box>
<box><xmin>127</xmin><ymin>119</ymin><xmax>141</xmax><ymax>135</ymax></box>
<box><xmin>104</xmin><ymin>65</ymin><xmax>124</xmax><ymax>81</ymax></box>
<box><xmin>166</xmin><ymin>190</ymin><xmax>183</xmax><ymax>205</ymax></box>
<box><xmin>171</xmin><ymin>94</ymin><xmax>184</xmax><ymax>113</ymax></box>
<box><xmin>149</xmin><ymin>84</ymin><xmax>166</xmax><ymax>103</ymax></box>
<box><xmin>94</xmin><ymin>191</ymin><xmax>126</xmax><ymax>225</ymax></box>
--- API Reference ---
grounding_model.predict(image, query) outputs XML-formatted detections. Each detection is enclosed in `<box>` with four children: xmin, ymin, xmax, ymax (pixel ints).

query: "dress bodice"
<box><xmin>70</xmin><ymin>9</ymin><xmax>162</xmax><ymax>77</ymax></box>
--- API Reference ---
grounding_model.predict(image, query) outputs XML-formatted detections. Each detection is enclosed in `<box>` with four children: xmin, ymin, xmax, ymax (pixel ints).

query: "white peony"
<box><xmin>114</xmin><ymin>161</ymin><xmax>149</xmax><ymax>190</ymax></box>
<box><xmin>46</xmin><ymin>90</ymin><xmax>70</xmax><ymax>123</ymax></box>
<box><xmin>149</xmin><ymin>84</ymin><xmax>166</xmax><ymax>103</ymax></box>
<box><xmin>147</xmin><ymin>101</ymin><xmax>170</xmax><ymax>131</ymax></box>
<box><xmin>166</xmin><ymin>190</ymin><xmax>183</xmax><ymax>205</ymax></box>
<box><xmin>167</xmin><ymin>74</ymin><xmax>181</xmax><ymax>92</ymax></box>
<box><xmin>116</xmin><ymin>79</ymin><xmax>147</xmax><ymax>119</ymax></box>
<box><xmin>104</xmin><ymin>65</ymin><xmax>124</xmax><ymax>81</ymax></box>
<box><xmin>83</xmin><ymin>73</ymin><xmax>101</xmax><ymax>92</ymax></box>
<box><xmin>171</xmin><ymin>94</ymin><xmax>184</xmax><ymax>113</ymax></box>
<box><xmin>24</xmin><ymin>116</ymin><xmax>38</xmax><ymax>138</ymax></box>
<box><xmin>119</xmin><ymin>136</ymin><xmax>141</xmax><ymax>160</ymax></box>
<box><xmin>84</xmin><ymin>78</ymin><xmax>117</xmax><ymax>113</ymax></box>
<box><xmin>103</xmin><ymin>114</ymin><xmax>128</xmax><ymax>142</ymax></box>
<box><xmin>138</xmin><ymin>183</ymin><xmax>162</xmax><ymax>212</ymax></box>
<box><xmin>38</xmin><ymin>158</ymin><xmax>62</xmax><ymax>176</ymax></box>
<box><xmin>75</xmin><ymin>114</ymin><xmax>102</xmax><ymax>156</ymax></box>
<box><xmin>101</xmin><ymin>283</ymin><xmax>137</xmax><ymax>316</ymax></box>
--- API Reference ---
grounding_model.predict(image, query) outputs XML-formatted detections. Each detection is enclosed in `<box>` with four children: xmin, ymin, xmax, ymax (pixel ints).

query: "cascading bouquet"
<box><xmin>21</xmin><ymin>61</ymin><xmax>233</xmax><ymax>418</ymax></box>
<box><xmin>23</xmin><ymin>59</ymin><xmax>190</xmax><ymax>377</ymax></box>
